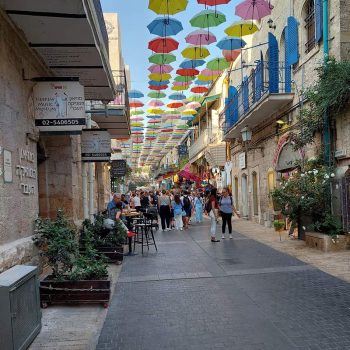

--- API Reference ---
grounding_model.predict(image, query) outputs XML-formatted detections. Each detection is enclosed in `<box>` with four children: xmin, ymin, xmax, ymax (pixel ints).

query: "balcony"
<box><xmin>189</xmin><ymin>130</ymin><xmax>210</xmax><ymax>162</ymax></box>
<box><xmin>223</xmin><ymin>62</ymin><xmax>294</xmax><ymax>140</ymax></box>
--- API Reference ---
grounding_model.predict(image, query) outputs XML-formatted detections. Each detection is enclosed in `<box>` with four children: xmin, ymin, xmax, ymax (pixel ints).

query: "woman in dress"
<box><xmin>194</xmin><ymin>192</ymin><xmax>203</xmax><ymax>223</ymax></box>
<box><xmin>205</xmin><ymin>188</ymin><xmax>220</xmax><ymax>242</ymax></box>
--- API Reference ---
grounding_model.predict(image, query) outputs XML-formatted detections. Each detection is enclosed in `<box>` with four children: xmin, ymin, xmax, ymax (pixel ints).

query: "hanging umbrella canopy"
<box><xmin>148</xmin><ymin>118</ymin><xmax>162</xmax><ymax>123</ymax></box>
<box><xmin>176</xmin><ymin>124</ymin><xmax>190</xmax><ymax>129</ymax></box>
<box><xmin>190</xmin><ymin>10</ymin><xmax>226</xmax><ymax>29</ymax></box>
<box><xmin>129</xmin><ymin>100</ymin><xmax>144</xmax><ymax>108</ymax></box>
<box><xmin>173</xmin><ymin>81</ymin><xmax>191</xmax><ymax>87</ymax></box>
<box><xmin>191</xmin><ymin>86</ymin><xmax>209</xmax><ymax>93</ymax></box>
<box><xmin>198</xmin><ymin>73</ymin><xmax>217</xmax><ymax>81</ymax></box>
<box><xmin>172</xmin><ymin>85</ymin><xmax>189</xmax><ymax>91</ymax></box>
<box><xmin>169</xmin><ymin>93</ymin><xmax>186</xmax><ymax>100</ymax></box>
<box><xmin>149</xmin><ymin>53</ymin><xmax>176</xmax><ymax>64</ymax></box>
<box><xmin>187</xmin><ymin>95</ymin><xmax>205</xmax><ymax>102</ymax></box>
<box><xmin>128</xmin><ymin>90</ymin><xmax>144</xmax><ymax>99</ymax></box>
<box><xmin>206</xmin><ymin>57</ymin><xmax>230</xmax><ymax>70</ymax></box>
<box><xmin>201</xmin><ymin>68</ymin><xmax>222</xmax><ymax>76</ymax></box>
<box><xmin>222</xmin><ymin>49</ymin><xmax>240</xmax><ymax>62</ymax></box>
<box><xmin>130</xmin><ymin>122</ymin><xmax>144</xmax><ymax>127</ymax></box>
<box><xmin>148</xmin><ymin>108</ymin><xmax>164</xmax><ymax>114</ymax></box>
<box><xmin>181</xmin><ymin>115</ymin><xmax>194</xmax><ymax>121</ymax></box>
<box><xmin>164</xmin><ymin>115</ymin><xmax>181</xmax><ymax>120</ymax></box>
<box><xmin>198</xmin><ymin>0</ymin><xmax>231</xmax><ymax>5</ymax></box>
<box><xmin>186</xmin><ymin>101</ymin><xmax>201</xmax><ymax>109</ymax></box>
<box><xmin>149</xmin><ymin>85</ymin><xmax>168</xmax><ymax>90</ymax></box>
<box><xmin>148</xmin><ymin>72</ymin><xmax>172</xmax><ymax>81</ymax></box>
<box><xmin>146</xmin><ymin>114</ymin><xmax>162</xmax><ymax>119</ymax></box>
<box><xmin>131</xmin><ymin>117</ymin><xmax>144</xmax><ymax>123</ymax></box>
<box><xmin>195</xmin><ymin>79</ymin><xmax>212</xmax><ymax>85</ymax></box>
<box><xmin>174</xmin><ymin>75</ymin><xmax>195</xmax><ymax>82</ymax></box>
<box><xmin>216</xmin><ymin>36</ymin><xmax>246</xmax><ymax>50</ymax></box>
<box><xmin>182</xmin><ymin>109</ymin><xmax>197</xmax><ymax>115</ymax></box>
<box><xmin>225</xmin><ymin>19</ymin><xmax>259</xmax><ymax>36</ymax></box>
<box><xmin>147</xmin><ymin>17</ymin><xmax>183</xmax><ymax>36</ymax></box>
<box><xmin>149</xmin><ymin>0</ymin><xmax>188</xmax><ymax>15</ymax></box>
<box><xmin>148</xmin><ymin>64</ymin><xmax>173</xmax><ymax>74</ymax></box>
<box><xmin>148</xmin><ymin>80</ymin><xmax>170</xmax><ymax>86</ymax></box>
<box><xmin>148</xmin><ymin>91</ymin><xmax>166</xmax><ymax>98</ymax></box>
<box><xmin>148</xmin><ymin>99</ymin><xmax>164</xmax><ymax>107</ymax></box>
<box><xmin>179</xmin><ymin>59</ymin><xmax>206</xmax><ymax>69</ymax></box>
<box><xmin>235</xmin><ymin>0</ymin><xmax>272</xmax><ymax>20</ymax></box>
<box><xmin>131</xmin><ymin>110</ymin><xmax>145</xmax><ymax>115</ymax></box>
<box><xmin>148</xmin><ymin>124</ymin><xmax>161</xmax><ymax>129</ymax></box>
<box><xmin>185</xmin><ymin>29</ymin><xmax>217</xmax><ymax>46</ymax></box>
<box><xmin>182</xmin><ymin>45</ymin><xmax>210</xmax><ymax>59</ymax></box>
<box><xmin>148</xmin><ymin>37</ymin><xmax>179</xmax><ymax>53</ymax></box>
<box><xmin>167</xmin><ymin>101</ymin><xmax>184</xmax><ymax>108</ymax></box>
<box><xmin>164</xmin><ymin>109</ymin><xmax>181</xmax><ymax>115</ymax></box>
<box><xmin>176</xmin><ymin>68</ymin><xmax>199</xmax><ymax>76</ymax></box>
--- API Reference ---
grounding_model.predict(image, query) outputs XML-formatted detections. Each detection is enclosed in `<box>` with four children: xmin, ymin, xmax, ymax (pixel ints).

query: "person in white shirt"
<box><xmin>132</xmin><ymin>192</ymin><xmax>141</xmax><ymax>211</ymax></box>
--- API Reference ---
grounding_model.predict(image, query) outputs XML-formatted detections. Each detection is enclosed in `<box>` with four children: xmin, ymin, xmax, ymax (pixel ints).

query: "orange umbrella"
<box><xmin>148</xmin><ymin>37</ymin><xmax>179</xmax><ymax>53</ymax></box>
<box><xmin>167</xmin><ymin>101</ymin><xmax>184</xmax><ymax>108</ymax></box>
<box><xmin>222</xmin><ymin>49</ymin><xmax>240</xmax><ymax>62</ymax></box>
<box><xmin>191</xmin><ymin>86</ymin><xmax>209</xmax><ymax>93</ymax></box>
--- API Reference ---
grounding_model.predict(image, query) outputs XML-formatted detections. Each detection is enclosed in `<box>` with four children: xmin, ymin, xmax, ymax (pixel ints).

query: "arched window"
<box><xmin>252</xmin><ymin>172</ymin><xmax>259</xmax><ymax>216</ymax></box>
<box><xmin>304</xmin><ymin>0</ymin><xmax>316</xmax><ymax>53</ymax></box>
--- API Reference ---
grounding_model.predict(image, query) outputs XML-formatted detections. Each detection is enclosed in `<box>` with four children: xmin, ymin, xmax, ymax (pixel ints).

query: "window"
<box><xmin>304</xmin><ymin>0</ymin><xmax>316</xmax><ymax>53</ymax></box>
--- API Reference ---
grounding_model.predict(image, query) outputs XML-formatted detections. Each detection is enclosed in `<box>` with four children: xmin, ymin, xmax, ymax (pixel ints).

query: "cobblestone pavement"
<box><xmin>96</xmin><ymin>220</ymin><xmax>350</xmax><ymax>350</ymax></box>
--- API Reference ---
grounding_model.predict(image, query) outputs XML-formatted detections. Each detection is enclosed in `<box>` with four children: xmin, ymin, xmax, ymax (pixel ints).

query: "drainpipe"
<box><xmin>323</xmin><ymin>0</ymin><xmax>331</xmax><ymax>167</ymax></box>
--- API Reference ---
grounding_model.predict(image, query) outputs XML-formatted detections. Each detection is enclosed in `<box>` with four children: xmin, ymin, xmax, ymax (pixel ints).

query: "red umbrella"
<box><xmin>223</xmin><ymin>49</ymin><xmax>240</xmax><ymax>62</ymax></box>
<box><xmin>148</xmin><ymin>37</ymin><xmax>179</xmax><ymax>53</ymax></box>
<box><xmin>167</xmin><ymin>102</ymin><xmax>184</xmax><ymax>108</ymax></box>
<box><xmin>129</xmin><ymin>100</ymin><xmax>144</xmax><ymax>108</ymax></box>
<box><xmin>197</xmin><ymin>0</ymin><xmax>231</xmax><ymax>5</ymax></box>
<box><xmin>176</xmin><ymin>68</ymin><xmax>199</xmax><ymax>76</ymax></box>
<box><xmin>191</xmin><ymin>86</ymin><xmax>208</xmax><ymax>93</ymax></box>
<box><xmin>149</xmin><ymin>85</ymin><xmax>168</xmax><ymax>90</ymax></box>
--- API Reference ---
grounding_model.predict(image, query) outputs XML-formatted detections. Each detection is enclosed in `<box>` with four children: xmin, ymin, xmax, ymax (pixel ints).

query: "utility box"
<box><xmin>0</xmin><ymin>265</ymin><xmax>41</xmax><ymax>350</ymax></box>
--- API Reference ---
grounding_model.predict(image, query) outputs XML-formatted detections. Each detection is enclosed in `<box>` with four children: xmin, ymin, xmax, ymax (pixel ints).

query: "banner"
<box><xmin>34</xmin><ymin>81</ymin><xmax>85</xmax><ymax>133</ymax></box>
<box><xmin>81</xmin><ymin>129</ymin><xmax>111</xmax><ymax>162</ymax></box>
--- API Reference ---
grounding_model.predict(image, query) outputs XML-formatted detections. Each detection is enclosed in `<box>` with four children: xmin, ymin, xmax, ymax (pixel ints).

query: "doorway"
<box><xmin>241</xmin><ymin>174</ymin><xmax>248</xmax><ymax>218</ymax></box>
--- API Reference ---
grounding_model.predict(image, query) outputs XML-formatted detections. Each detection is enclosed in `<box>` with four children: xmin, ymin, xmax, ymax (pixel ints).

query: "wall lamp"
<box><xmin>267</xmin><ymin>18</ymin><xmax>276</xmax><ymax>30</ymax></box>
<box><xmin>241</xmin><ymin>126</ymin><xmax>264</xmax><ymax>156</ymax></box>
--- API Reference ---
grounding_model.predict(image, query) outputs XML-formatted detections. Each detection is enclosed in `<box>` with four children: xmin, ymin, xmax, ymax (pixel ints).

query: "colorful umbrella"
<box><xmin>148</xmin><ymin>91</ymin><xmax>166</xmax><ymax>98</ymax></box>
<box><xmin>190</xmin><ymin>10</ymin><xmax>226</xmax><ymax>29</ymax></box>
<box><xmin>148</xmin><ymin>37</ymin><xmax>179</xmax><ymax>53</ymax></box>
<box><xmin>149</xmin><ymin>85</ymin><xmax>168</xmax><ymax>90</ymax></box>
<box><xmin>167</xmin><ymin>102</ymin><xmax>184</xmax><ymax>108</ymax></box>
<box><xmin>146</xmin><ymin>114</ymin><xmax>162</xmax><ymax>119</ymax></box>
<box><xmin>128</xmin><ymin>90</ymin><xmax>144</xmax><ymax>99</ymax></box>
<box><xmin>148</xmin><ymin>73</ymin><xmax>172</xmax><ymax>81</ymax></box>
<box><xmin>169</xmin><ymin>93</ymin><xmax>186</xmax><ymax>100</ymax></box>
<box><xmin>216</xmin><ymin>36</ymin><xmax>246</xmax><ymax>50</ymax></box>
<box><xmin>179</xmin><ymin>59</ymin><xmax>206</xmax><ymax>68</ymax></box>
<box><xmin>181</xmin><ymin>115</ymin><xmax>194</xmax><ymax>121</ymax></box>
<box><xmin>148</xmin><ymin>108</ymin><xmax>164</xmax><ymax>114</ymax></box>
<box><xmin>149</xmin><ymin>53</ymin><xmax>176</xmax><ymax>64</ymax></box>
<box><xmin>176</xmin><ymin>68</ymin><xmax>199</xmax><ymax>76</ymax></box>
<box><xmin>149</xmin><ymin>0</ymin><xmax>188</xmax><ymax>15</ymax></box>
<box><xmin>224</xmin><ymin>20</ymin><xmax>259</xmax><ymax>36</ymax></box>
<box><xmin>191</xmin><ymin>86</ymin><xmax>209</xmax><ymax>93</ymax></box>
<box><xmin>185</xmin><ymin>29</ymin><xmax>216</xmax><ymax>46</ymax></box>
<box><xmin>148</xmin><ymin>64</ymin><xmax>173</xmax><ymax>74</ymax></box>
<box><xmin>130</xmin><ymin>117</ymin><xmax>144</xmax><ymax>122</ymax></box>
<box><xmin>131</xmin><ymin>110</ymin><xmax>145</xmax><ymax>115</ymax></box>
<box><xmin>198</xmin><ymin>73</ymin><xmax>217</xmax><ymax>81</ymax></box>
<box><xmin>182</xmin><ymin>109</ymin><xmax>197</xmax><ymax>115</ymax></box>
<box><xmin>186</xmin><ymin>102</ymin><xmax>201</xmax><ymax>109</ymax></box>
<box><xmin>182</xmin><ymin>45</ymin><xmax>210</xmax><ymax>59</ymax></box>
<box><xmin>235</xmin><ymin>0</ymin><xmax>272</xmax><ymax>20</ymax></box>
<box><xmin>148</xmin><ymin>99</ymin><xmax>164</xmax><ymax>107</ymax></box>
<box><xmin>187</xmin><ymin>95</ymin><xmax>205</xmax><ymax>102</ymax></box>
<box><xmin>174</xmin><ymin>75</ymin><xmax>195</xmax><ymax>82</ymax></box>
<box><xmin>148</xmin><ymin>80</ymin><xmax>170</xmax><ymax>86</ymax></box>
<box><xmin>173</xmin><ymin>81</ymin><xmax>191</xmax><ymax>87</ymax></box>
<box><xmin>147</xmin><ymin>17</ymin><xmax>183</xmax><ymax>37</ymax></box>
<box><xmin>201</xmin><ymin>68</ymin><xmax>222</xmax><ymax>76</ymax></box>
<box><xmin>198</xmin><ymin>0</ymin><xmax>231</xmax><ymax>5</ymax></box>
<box><xmin>195</xmin><ymin>79</ymin><xmax>212</xmax><ymax>85</ymax></box>
<box><xmin>206</xmin><ymin>57</ymin><xmax>230</xmax><ymax>70</ymax></box>
<box><xmin>129</xmin><ymin>100</ymin><xmax>144</xmax><ymax>108</ymax></box>
<box><xmin>222</xmin><ymin>49</ymin><xmax>240</xmax><ymax>62</ymax></box>
<box><xmin>171</xmin><ymin>85</ymin><xmax>189</xmax><ymax>91</ymax></box>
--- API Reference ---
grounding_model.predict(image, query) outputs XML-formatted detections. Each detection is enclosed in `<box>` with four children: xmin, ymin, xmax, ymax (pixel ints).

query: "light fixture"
<box><xmin>241</xmin><ymin>126</ymin><xmax>252</xmax><ymax>142</ymax></box>
<box><xmin>276</xmin><ymin>119</ymin><xmax>285</xmax><ymax>125</ymax></box>
<box><xmin>267</xmin><ymin>18</ymin><xmax>276</xmax><ymax>30</ymax></box>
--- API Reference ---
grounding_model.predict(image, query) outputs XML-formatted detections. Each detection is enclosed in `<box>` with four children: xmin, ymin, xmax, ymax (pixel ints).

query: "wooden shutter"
<box><xmin>268</xmin><ymin>32</ymin><xmax>279</xmax><ymax>93</ymax></box>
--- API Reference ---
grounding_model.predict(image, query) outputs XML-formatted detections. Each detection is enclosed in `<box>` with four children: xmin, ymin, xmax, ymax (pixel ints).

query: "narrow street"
<box><xmin>97</xmin><ymin>220</ymin><xmax>350</xmax><ymax>350</ymax></box>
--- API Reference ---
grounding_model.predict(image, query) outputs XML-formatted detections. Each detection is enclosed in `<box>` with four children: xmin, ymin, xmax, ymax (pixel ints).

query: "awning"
<box><xmin>179</xmin><ymin>164</ymin><xmax>202</xmax><ymax>182</ymax></box>
<box><xmin>1</xmin><ymin>0</ymin><xmax>116</xmax><ymax>100</ymax></box>
<box><xmin>202</xmin><ymin>94</ymin><xmax>221</xmax><ymax>104</ymax></box>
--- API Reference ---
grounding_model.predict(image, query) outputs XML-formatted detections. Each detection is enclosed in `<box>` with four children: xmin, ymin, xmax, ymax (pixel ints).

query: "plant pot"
<box><xmin>305</xmin><ymin>232</ymin><xmax>348</xmax><ymax>252</ymax></box>
<box><xmin>96</xmin><ymin>245</ymin><xmax>124</xmax><ymax>262</ymax></box>
<box><xmin>40</xmin><ymin>276</ymin><xmax>111</xmax><ymax>308</ymax></box>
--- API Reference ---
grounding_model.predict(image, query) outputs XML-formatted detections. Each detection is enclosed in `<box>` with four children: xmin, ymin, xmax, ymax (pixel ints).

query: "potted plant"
<box><xmin>33</xmin><ymin>209</ymin><xmax>111</xmax><ymax>308</ymax></box>
<box><xmin>273</xmin><ymin>220</ymin><xmax>285</xmax><ymax>241</ymax></box>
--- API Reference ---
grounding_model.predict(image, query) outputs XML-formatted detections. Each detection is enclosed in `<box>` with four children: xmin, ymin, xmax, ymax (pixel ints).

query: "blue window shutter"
<box><xmin>268</xmin><ymin>32</ymin><xmax>279</xmax><ymax>93</ymax></box>
<box><xmin>251</xmin><ymin>69</ymin><xmax>256</xmax><ymax>103</ymax></box>
<box><xmin>225</xmin><ymin>86</ymin><xmax>238</xmax><ymax>129</ymax></box>
<box><xmin>287</xmin><ymin>16</ymin><xmax>299</xmax><ymax>65</ymax></box>
<box><xmin>285</xmin><ymin>27</ymin><xmax>292</xmax><ymax>93</ymax></box>
<box><xmin>255</xmin><ymin>60</ymin><xmax>262</xmax><ymax>101</ymax></box>
<box><xmin>315</xmin><ymin>0</ymin><xmax>323</xmax><ymax>42</ymax></box>
<box><xmin>243</xmin><ymin>76</ymin><xmax>249</xmax><ymax>112</ymax></box>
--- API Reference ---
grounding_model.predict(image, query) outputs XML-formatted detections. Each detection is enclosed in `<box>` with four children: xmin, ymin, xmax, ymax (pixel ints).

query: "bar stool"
<box><xmin>133</xmin><ymin>214</ymin><xmax>157</xmax><ymax>255</ymax></box>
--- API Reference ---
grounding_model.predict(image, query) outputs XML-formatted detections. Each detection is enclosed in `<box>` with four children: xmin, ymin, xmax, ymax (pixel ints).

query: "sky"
<box><xmin>101</xmin><ymin>0</ymin><xmax>242</xmax><ymax>103</ymax></box>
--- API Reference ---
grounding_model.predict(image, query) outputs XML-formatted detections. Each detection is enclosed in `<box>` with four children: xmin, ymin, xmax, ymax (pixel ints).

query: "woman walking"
<box><xmin>158</xmin><ymin>189</ymin><xmax>171</xmax><ymax>231</ymax></box>
<box><xmin>172</xmin><ymin>194</ymin><xmax>184</xmax><ymax>231</ymax></box>
<box><xmin>194</xmin><ymin>192</ymin><xmax>203</xmax><ymax>223</ymax></box>
<box><xmin>205</xmin><ymin>188</ymin><xmax>220</xmax><ymax>242</ymax></box>
<box><xmin>219</xmin><ymin>188</ymin><xmax>240</xmax><ymax>239</ymax></box>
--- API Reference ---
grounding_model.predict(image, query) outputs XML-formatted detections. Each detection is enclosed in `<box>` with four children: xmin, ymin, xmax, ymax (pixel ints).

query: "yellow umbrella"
<box><xmin>182</xmin><ymin>46</ymin><xmax>210</xmax><ymax>59</ymax></box>
<box><xmin>149</xmin><ymin>73</ymin><xmax>172</xmax><ymax>81</ymax></box>
<box><xmin>171</xmin><ymin>85</ymin><xmax>189</xmax><ymax>91</ymax></box>
<box><xmin>182</xmin><ymin>109</ymin><xmax>197</xmax><ymax>115</ymax></box>
<box><xmin>130</xmin><ymin>122</ymin><xmax>144</xmax><ymax>127</ymax></box>
<box><xmin>197</xmin><ymin>74</ymin><xmax>217</xmax><ymax>81</ymax></box>
<box><xmin>225</xmin><ymin>20</ymin><xmax>259</xmax><ymax>37</ymax></box>
<box><xmin>149</xmin><ymin>0</ymin><xmax>188</xmax><ymax>15</ymax></box>
<box><xmin>147</xmin><ymin>108</ymin><xmax>164</xmax><ymax>114</ymax></box>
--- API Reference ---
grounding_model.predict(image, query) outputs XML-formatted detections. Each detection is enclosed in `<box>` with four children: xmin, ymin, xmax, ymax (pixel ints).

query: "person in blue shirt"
<box><xmin>219</xmin><ymin>188</ymin><xmax>240</xmax><ymax>239</ymax></box>
<box><xmin>171</xmin><ymin>194</ymin><xmax>184</xmax><ymax>231</ymax></box>
<box><xmin>107</xmin><ymin>193</ymin><xmax>125</xmax><ymax>220</ymax></box>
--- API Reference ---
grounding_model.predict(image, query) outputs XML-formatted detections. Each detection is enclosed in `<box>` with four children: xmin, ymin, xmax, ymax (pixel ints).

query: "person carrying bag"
<box><xmin>219</xmin><ymin>188</ymin><xmax>240</xmax><ymax>239</ymax></box>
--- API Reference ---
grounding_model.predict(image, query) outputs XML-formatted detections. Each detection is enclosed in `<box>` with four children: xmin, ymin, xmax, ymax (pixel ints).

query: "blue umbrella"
<box><xmin>181</xmin><ymin>116</ymin><xmax>194</xmax><ymax>121</ymax></box>
<box><xmin>131</xmin><ymin>127</ymin><xmax>144</xmax><ymax>131</ymax></box>
<box><xmin>169</xmin><ymin>93</ymin><xmax>186</xmax><ymax>100</ymax></box>
<box><xmin>147</xmin><ymin>17</ymin><xmax>183</xmax><ymax>37</ymax></box>
<box><xmin>146</xmin><ymin>115</ymin><xmax>162</xmax><ymax>119</ymax></box>
<box><xmin>128</xmin><ymin>89</ymin><xmax>144</xmax><ymax>99</ymax></box>
<box><xmin>148</xmin><ymin>80</ymin><xmax>170</xmax><ymax>86</ymax></box>
<box><xmin>195</xmin><ymin>79</ymin><xmax>212</xmax><ymax>85</ymax></box>
<box><xmin>216</xmin><ymin>36</ymin><xmax>246</xmax><ymax>50</ymax></box>
<box><xmin>179</xmin><ymin>59</ymin><xmax>206</xmax><ymax>68</ymax></box>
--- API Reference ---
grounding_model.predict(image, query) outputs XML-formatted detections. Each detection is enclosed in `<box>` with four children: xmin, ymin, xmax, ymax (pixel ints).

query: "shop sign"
<box><xmin>81</xmin><ymin>129</ymin><xmax>111</xmax><ymax>162</ymax></box>
<box><xmin>178</xmin><ymin>144</ymin><xmax>188</xmax><ymax>157</ymax></box>
<box><xmin>239</xmin><ymin>152</ymin><xmax>246</xmax><ymax>169</ymax></box>
<box><xmin>3</xmin><ymin>149</ymin><xmax>13</xmax><ymax>183</ymax></box>
<box><xmin>33</xmin><ymin>81</ymin><xmax>86</xmax><ymax>133</ymax></box>
<box><xmin>111</xmin><ymin>160</ymin><xmax>127</xmax><ymax>176</ymax></box>
<box><xmin>16</xmin><ymin>148</ymin><xmax>36</xmax><ymax>195</ymax></box>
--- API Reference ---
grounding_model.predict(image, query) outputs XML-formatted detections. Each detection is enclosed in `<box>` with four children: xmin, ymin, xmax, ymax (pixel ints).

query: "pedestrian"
<box><xmin>172</xmin><ymin>194</ymin><xmax>184</xmax><ymax>231</ymax></box>
<box><xmin>132</xmin><ymin>192</ymin><xmax>141</xmax><ymax>211</ymax></box>
<box><xmin>169</xmin><ymin>190</ymin><xmax>175</xmax><ymax>229</ymax></box>
<box><xmin>140</xmin><ymin>191</ymin><xmax>150</xmax><ymax>209</ymax></box>
<box><xmin>181</xmin><ymin>191</ymin><xmax>192</xmax><ymax>229</ymax></box>
<box><xmin>158</xmin><ymin>189</ymin><xmax>171</xmax><ymax>231</ymax></box>
<box><xmin>205</xmin><ymin>188</ymin><xmax>220</xmax><ymax>242</ymax></box>
<box><xmin>219</xmin><ymin>188</ymin><xmax>240</xmax><ymax>239</ymax></box>
<box><xmin>194</xmin><ymin>192</ymin><xmax>203</xmax><ymax>223</ymax></box>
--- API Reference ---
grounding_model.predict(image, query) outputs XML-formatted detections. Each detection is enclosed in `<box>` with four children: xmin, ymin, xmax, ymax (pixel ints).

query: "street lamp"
<box><xmin>240</xmin><ymin>126</ymin><xmax>264</xmax><ymax>156</ymax></box>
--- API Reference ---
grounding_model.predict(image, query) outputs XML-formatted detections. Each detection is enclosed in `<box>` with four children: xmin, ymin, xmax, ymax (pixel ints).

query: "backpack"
<box><xmin>183</xmin><ymin>196</ymin><xmax>191</xmax><ymax>209</ymax></box>
<box><xmin>219</xmin><ymin>196</ymin><xmax>233</xmax><ymax>205</ymax></box>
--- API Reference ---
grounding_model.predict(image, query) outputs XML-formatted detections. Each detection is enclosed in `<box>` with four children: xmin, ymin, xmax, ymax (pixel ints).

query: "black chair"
<box><xmin>133</xmin><ymin>213</ymin><xmax>157</xmax><ymax>255</ymax></box>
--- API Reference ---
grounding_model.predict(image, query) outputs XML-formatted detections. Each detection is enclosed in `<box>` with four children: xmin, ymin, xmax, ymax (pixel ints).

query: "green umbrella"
<box><xmin>174</xmin><ymin>75</ymin><xmax>195</xmax><ymax>82</ymax></box>
<box><xmin>131</xmin><ymin>110</ymin><xmax>145</xmax><ymax>115</ymax></box>
<box><xmin>187</xmin><ymin>95</ymin><xmax>204</xmax><ymax>103</ymax></box>
<box><xmin>176</xmin><ymin>125</ymin><xmax>189</xmax><ymax>129</ymax></box>
<box><xmin>206</xmin><ymin>57</ymin><xmax>230</xmax><ymax>70</ymax></box>
<box><xmin>149</xmin><ymin>53</ymin><xmax>176</xmax><ymax>64</ymax></box>
<box><xmin>190</xmin><ymin>10</ymin><xmax>226</xmax><ymax>29</ymax></box>
<box><xmin>164</xmin><ymin>109</ymin><xmax>181</xmax><ymax>115</ymax></box>
<box><xmin>148</xmin><ymin>91</ymin><xmax>166</xmax><ymax>98</ymax></box>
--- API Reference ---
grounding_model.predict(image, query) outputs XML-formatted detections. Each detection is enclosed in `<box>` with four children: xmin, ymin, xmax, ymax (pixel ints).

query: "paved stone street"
<box><xmin>96</xmin><ymin>220</ymin><xmax>350</xmax><ymax>350</ymax></box>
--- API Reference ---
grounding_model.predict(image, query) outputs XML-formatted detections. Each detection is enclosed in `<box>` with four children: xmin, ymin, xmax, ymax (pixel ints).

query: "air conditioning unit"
<box><xmin>0</xmin><ymin>265</ymin><xmax>41</xmax><ymax>350</ymax></box>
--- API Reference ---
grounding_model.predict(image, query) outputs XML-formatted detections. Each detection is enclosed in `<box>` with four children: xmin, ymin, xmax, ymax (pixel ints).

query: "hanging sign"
<box><xmin>239</xmin><ymin>152</ymin><xmax>246</xmax><ymax>169</ymax></box>
<box><xmin>81</xmin><ymin>129</ymin><xmax>111</xmax><ymax>162</ymax></box>
<box><xmin>33</xmin><ymin>81</ymin><xmax>86</xmax><ymax>133</ymax></box>
<box><xmin>111</xmin><ymin>160</ymin><xmax>127</xmax><ymax>176</ymax></box>
<box><xmin>178</xmin><ymin>144</ymin><xmax>188</xmax><ymax>157</ymax></box>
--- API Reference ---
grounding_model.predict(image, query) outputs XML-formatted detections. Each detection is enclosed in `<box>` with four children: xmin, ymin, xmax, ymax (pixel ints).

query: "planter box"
<box><xmin>40</xmin><ymin>276</ymin><xmax>110</xmax><ymax>308</ymax></box>
<box><xmin>305</xmin><ymin>232</ymin><xmax>348</xmax><ymax>252</ymax></box>
<box><xmin>96</xmin><ymin>246</ymin><xmax>124</xmax><ymax>263</ymax></box>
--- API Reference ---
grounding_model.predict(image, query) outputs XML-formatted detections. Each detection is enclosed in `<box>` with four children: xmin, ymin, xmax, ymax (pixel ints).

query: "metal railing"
<box><xmin>222</xmin><ymin>62</ymin><xmax>294</xmax><ymax>134</ymax></box>
<box><xmin>189</xmin><ymin>129</ymin><xmax>210</xmax><ymax>160</ymax></box>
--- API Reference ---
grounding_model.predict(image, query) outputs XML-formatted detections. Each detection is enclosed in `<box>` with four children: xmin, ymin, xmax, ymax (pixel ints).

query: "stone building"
<box><xmin>223</xmin><ymin>0</ymin><xmax>350</xmax><ymax>228</ymax></box>
<box><xmin>0</xmin><ymin>2</ymin><xmax>129</xmax><ymax>272</ymax></box>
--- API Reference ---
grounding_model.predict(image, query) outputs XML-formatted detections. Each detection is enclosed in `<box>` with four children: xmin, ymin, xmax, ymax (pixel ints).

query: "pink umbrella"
<box><xmin>147</xmin><ymin>99</ymin><xmax>164</xmax><ymax>107</ymax></box>
<box><xmin>148</xmin><ymin>64</ymin><xmax>173</xmax><ymax>74</ymax></box>
<box><xmin>223</xmin><ymin>49</ymin><xmax>240</xmax><ymax>62</ymax></box>
<box><xmin>187</xmin><ymin>102</ymin><xmax>201</xmax><ymax>109</ymax></box>
<box><xmin>235</xmin><ymin>0</ymin><xmax>272</xmax><ymax>20</ymax></box>
<box><xmin>185</xmin><ymin>29</ymin><xmax>216</xmax><ymax>46</ymax></box>
<box><xmin>130</xmin><ymin>117</ymin><xmax>144</xmax><ymax>121</ymax></box>
<box><xmin>164</xmin><ymin>115</ymin><xmax>181</xmax><ymax>120</ymax></box>
<box><xmin>201</xmin><ymin>68</ymin><xmax>222</xmax><ymax>76</ymax></box>
<box><xmin>173</xmin><ymin>81</ymin><xmax>192</xmax><ymax>86</ymax></box>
